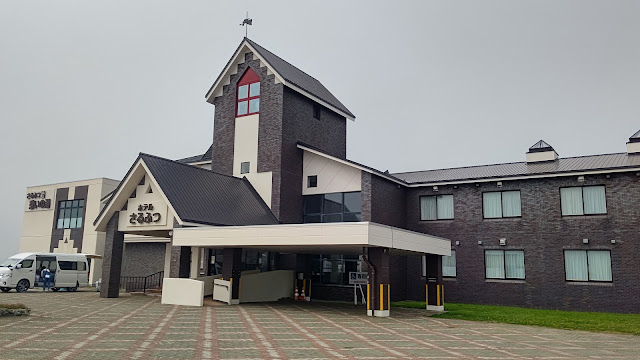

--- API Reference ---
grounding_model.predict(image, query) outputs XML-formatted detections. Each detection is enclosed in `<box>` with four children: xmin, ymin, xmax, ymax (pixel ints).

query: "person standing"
<box><xmin>41</xmin><ymin>266</ymin><xmax>52</xmax><ymax>292</ymax></box>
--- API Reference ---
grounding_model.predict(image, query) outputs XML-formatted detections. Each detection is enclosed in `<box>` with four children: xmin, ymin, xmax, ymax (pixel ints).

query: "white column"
<box><xmin>190</xmin><ymin>247</ymin><xmax>201</xmax><ymax>279</ymax></box>
<box><xmin>163</xmin><ymin>242</ymin><xmax>172</xmax><ymax>278</ymax></box>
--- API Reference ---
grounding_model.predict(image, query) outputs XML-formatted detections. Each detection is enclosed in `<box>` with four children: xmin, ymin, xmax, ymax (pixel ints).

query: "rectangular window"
<box><xmin>443</xmin><ymin>251</ymin><xmax>456</xmax><ymax>277</ymax></box>
<box><xmin>240</xmin><ymin>162</ymin><xmax>250</xmax><ymax>174</ymax></box>
<box><xmin>483</xmin><ymin>191</ymin><xmax>521</xmax><ymax>218</ymax></box>
<box><xmin>311</xmin><ymin>254</ymin><xmax>360</xmax><ymax>286</ymax></box>
<box><xmin>313</xmin><ymin>104</ymin><xmax>321</xmax><ymax>119</ymax></box>
<box><xmin>303</xmin><ymin>192</ymin><xmax>361</xmax><ymax>224</ymax></box>
<box><xmin>307</xmin><ymin>175</ymin><xmax>318</xmax><ymax>188</ymax></box>
<box><xmin>485</xmin><ymin>250</ymin><xmax>525</xmax><ymax>280</ymax></box>
<box><xmin>420</xmin><ymin>195</ymin><xmax>454</xmax><ymax>220</ymax></box>
<box><xmin>56</xmin><ymin>199</ymin><xmax>84</xmax><ymax>229</ymax></box>
<box><xmin>58</xmin><ymin>261</ymin><xmax>77</xmax><ymax>271</ymax></box>
<box><xmin>560</xmin><ymin>186</ymin><xmax>606</xmax><ymax>216</ymax></box>
<box><xmin>564</xmin><ymin>250</ymin><xmax>612</xmax><ymax>282</ymax></box>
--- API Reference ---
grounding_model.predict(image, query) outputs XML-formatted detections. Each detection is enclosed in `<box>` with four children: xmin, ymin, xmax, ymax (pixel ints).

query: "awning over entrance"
<box><xmin>172</xmin><ymin>222</ymin><xmax>451</xmax><ymax>256</ymax></box>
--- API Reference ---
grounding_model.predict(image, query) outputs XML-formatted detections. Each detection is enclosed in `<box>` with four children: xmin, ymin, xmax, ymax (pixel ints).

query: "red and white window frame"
<box><xmin>236</xmin><ymin>68</ymin><xmax>260</xmax><ymax>117</ymax></box>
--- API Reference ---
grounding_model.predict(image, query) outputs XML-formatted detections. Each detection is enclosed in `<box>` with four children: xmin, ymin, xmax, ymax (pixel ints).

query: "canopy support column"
<box><xmin>100</xmin><ymin>212</ymin><xmax>124</xmax><ymax>298</ymax></box>
<box><xmin>366</xmin><ymin>247</ymin><xmax>391</xmax><ymax>317</ymax></box>
<box><xmin>222</xmin><ymin>248</ymin><xmax>242</xmax><ymax>304</ymax></box>
<box><xmin>425</xmin><ymin>254</ymin><xmax>444</xmax><ymax>311</ymax></box>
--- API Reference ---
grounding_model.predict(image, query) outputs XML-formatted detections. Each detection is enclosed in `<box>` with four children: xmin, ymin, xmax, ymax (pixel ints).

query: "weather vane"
<box><xmin>240</xmin><ymin>12</ymin><xmax>252</xmax><ymax>38</ymax></box>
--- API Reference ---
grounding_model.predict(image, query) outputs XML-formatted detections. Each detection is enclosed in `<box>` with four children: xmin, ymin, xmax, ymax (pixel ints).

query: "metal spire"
<box><xmin>240</xmin><ymin>11</ymin><xmax>253</xmax><ymax>38</ymax></box>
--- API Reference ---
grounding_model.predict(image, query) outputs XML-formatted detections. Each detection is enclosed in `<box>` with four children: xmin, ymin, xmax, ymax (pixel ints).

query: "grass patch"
<box><xmin>391</xmin><ymin>301</ymin><xmax>640</xmax><ymax>336</ymax></box>
<box><xmin>0</xmin><ymin>303</ymin><xmax>27</xmax><ymax>310</ymax></box>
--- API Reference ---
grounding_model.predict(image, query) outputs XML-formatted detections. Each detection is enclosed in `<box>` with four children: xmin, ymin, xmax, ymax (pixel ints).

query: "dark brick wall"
<box><xmin>404</xmin><ymin>172</ymin><xmax>640</xmax><ymax>313</ymax></box>
<box><xmin>362</xmin><ymin>173</ymin><xmax>406</xmax><ymax>228</ymax></box>
<box><xmin>121</xmin><ymin>242</ymin><xmax>166</xmax><ymax>277</ymax></box>
<box><xmin>210</xmin><ymin>52</ymin><xmax>347</xmax><ymax>223</ymax></box>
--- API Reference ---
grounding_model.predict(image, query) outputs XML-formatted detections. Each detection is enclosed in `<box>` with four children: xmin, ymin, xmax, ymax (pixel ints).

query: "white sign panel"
<box><xmin>348</xmin><ymin>271</ymin><xmax>368</xmax><ymax>285</ymax></box>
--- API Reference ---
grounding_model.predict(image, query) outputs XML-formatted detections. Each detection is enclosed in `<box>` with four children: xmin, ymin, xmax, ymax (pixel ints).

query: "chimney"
<box><xmin>526</xmin><ymin>140</ymin><xmax>558</xmax><ymax>163</ymax></box>
<box><xmin>626</xmin><ymin>130</ymin><xmax>640</xmax><ymax>154</ymax></box>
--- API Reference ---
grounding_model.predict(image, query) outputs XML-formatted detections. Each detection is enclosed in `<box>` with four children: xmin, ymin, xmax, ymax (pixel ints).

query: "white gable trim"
<box><xmin>94</xmin><ymin>159</ymin><xmax>183</xmax><ymax>232</ymax></box>
<box><xmin>297</xmin><ymin>144</ymin><xmax>406</xmax><ymax>186</ymax></box>
<box><xmin>205</xmin><ymin>40</ymin><xmax>355</xmax><ymax>121</ymax></box>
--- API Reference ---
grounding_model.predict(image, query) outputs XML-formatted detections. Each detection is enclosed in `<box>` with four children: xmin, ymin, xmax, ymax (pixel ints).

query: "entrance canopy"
<box><xmin>172</xmin><ymin>222</ymin><xmax>451</xmax><ymax>256</ymax></box>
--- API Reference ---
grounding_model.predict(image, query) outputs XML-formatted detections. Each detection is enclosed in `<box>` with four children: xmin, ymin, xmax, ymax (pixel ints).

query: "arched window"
<box><xmin>237</xmin><ymin>68</ymin><xmax>260</xmax><ymax>117</ymax></box>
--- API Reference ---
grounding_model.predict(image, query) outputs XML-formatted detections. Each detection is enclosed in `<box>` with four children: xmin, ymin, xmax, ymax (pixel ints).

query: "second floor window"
<box><xmin>420</xmin><ymin>195</ymin><xmax>454</xmax><ymax>220</ymax></box>
<box><xmin>56</xmin><ymin>199</ymin><xmax>84</xmax><ymax>229</ymax></box>
<box><xmin>560</xmin><ymin>186</ymin><xmax>607</xmax><ymax>216</ymax></box>
<box><xmin>483</xmin><ymin>191</ymin><xmax>521</xmax><ymax>218</ymax></box>
<box><xmin>237</xmin><ymin>68</ymin><xmax>260</xmax><ymax>117</ymax></box>
<box><xmin>303</xmin><ymin>192</ymin><xmax>361</xmax><ymax>223</ymax></box>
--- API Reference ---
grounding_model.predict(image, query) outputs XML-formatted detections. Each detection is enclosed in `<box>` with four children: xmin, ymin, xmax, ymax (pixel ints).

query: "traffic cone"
<box><xmin>300</xmin><ymin>289</ymin><xmax>306</xmax><ymax>302</ymax></box>
<box><xmin>294</xmin><ymin>286</ymin><xmax>299</xmax><ymax>301</ymax></box>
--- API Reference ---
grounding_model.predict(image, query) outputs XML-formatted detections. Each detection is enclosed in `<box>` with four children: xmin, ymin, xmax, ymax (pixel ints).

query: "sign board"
<box><xmin>348</xmin><ymin>271</ymin><xmax>368</xmax><ymax>285</ymax></box>
<box><xmin>25</xmin><ymin>191</ymin><xmax>52</xmax><ymax>211</ymax></box>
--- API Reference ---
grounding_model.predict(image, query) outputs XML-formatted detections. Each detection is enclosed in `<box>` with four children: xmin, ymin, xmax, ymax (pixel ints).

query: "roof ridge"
<box><xmin>245</xmin><ymin>37</ymin><xmax>322</xmax><ymax>83</ymax></box>
<box><xmin>392</xmin><ymin>152</ymin><xmax>629</xmax><ymax>175</ymax></box>
<box><xmin>240</xmin><ymin>176</ymin><xmax>279</xmax><ymax>223</ymax></box>
<box><xmin>139</xmin><ymin>153</ymin><xmax>242</xmax><ymax>181</ymax></box>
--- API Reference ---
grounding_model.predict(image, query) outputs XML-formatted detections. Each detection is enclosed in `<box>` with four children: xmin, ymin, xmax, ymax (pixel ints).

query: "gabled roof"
<box><xmin>94</xmin><ymin>153</ymin><xmax>278</xmax><ymax>230</ymax></box>
<box><xmin>629</xmin><ymin>130</ymin><xmax>640</xmax><ymax>143</ymax></box>
<box><xmin>205</xmin><ymin>38</ymin><xmax>355</xmax><ymax>120</ymax></box>
<box><xmin>176</xmin><ymin>144</ymin><xmax>213</xmax><ymax>164</ymax></box>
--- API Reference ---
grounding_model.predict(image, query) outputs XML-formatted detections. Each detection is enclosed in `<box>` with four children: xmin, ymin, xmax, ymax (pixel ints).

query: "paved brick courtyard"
<box><xmin>0</xmin><ymin>290</ymin><xmax>638</xmax><ymax>359</ymax></box>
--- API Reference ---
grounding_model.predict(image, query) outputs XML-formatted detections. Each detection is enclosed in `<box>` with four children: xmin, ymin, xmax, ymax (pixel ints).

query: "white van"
<box><xmin>0</xmin><ymin>253</ymin><xmax>90</xmax><ymax>293</ymax></box>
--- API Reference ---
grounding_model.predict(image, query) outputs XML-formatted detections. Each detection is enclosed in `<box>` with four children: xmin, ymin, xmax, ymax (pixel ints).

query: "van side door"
<box><xmin>36</xmin><ymin>256</ymin><xmax>57</xmax><ymax>285</ymax></box>
<box><xmin>13</xmin><ymin>257</ymin><xmax>35</xmax><ymax>286</ymax></box>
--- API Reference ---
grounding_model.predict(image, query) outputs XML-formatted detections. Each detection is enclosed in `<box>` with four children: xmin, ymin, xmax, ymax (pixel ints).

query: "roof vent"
<box><xmin>526</xmin><ymin>140</ymin><xmax>558</xmax><ymax>163</ymax></box>
<box><xmin>627</xmin><ymin>130</ymin><xmax>640</xmax><ymax>154</ymax></box>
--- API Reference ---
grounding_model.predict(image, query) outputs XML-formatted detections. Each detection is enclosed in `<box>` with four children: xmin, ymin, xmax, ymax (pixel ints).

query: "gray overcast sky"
<box><xmin>1</xmin><ymin>1</ymin><xmax>639</xmax><ymax>261</ymax></box>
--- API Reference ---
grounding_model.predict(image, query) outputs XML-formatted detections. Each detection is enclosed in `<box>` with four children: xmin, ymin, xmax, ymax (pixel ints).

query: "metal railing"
<box><xmin>120</xmin><ymin>271</ymin><xmax>164</xmax><ymax>293</ymax></box>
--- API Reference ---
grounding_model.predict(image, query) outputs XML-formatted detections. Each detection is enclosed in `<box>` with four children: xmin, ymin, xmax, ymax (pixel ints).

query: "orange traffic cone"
<box><xmin>294</xmin><ymin>286</ymin><xmax>299</xmax><ymax>301</ymax></box>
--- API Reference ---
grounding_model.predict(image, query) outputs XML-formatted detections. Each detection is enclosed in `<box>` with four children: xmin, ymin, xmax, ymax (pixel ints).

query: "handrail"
<box><xmin>120</xmin><ymin>271</ymin><xmax>164</xmax><ymax>293</ymax></box>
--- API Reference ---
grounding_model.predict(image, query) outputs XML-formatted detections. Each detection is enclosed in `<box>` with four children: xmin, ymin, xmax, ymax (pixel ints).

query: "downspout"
<box><xmin>361</xmin><ymin>247</ymin><xmax>375</xmax><ymax>308</ymax></box>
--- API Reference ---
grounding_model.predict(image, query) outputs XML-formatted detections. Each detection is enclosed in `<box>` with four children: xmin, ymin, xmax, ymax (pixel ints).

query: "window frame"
<box><xmin>56</xmin><ymin>199</ymin><xmax>85</xmax><ymax>229</ymax></box>
<box><xmin>307</xmin><ymin>175</ymin><xmax>318</xmax><ymax>188</ymax></box>
<box><xmin>419</xmin><ymin>194</ymin><xmax>454</xmax><ymax>221</ymax></box>
<box><xmin>442</xmin><ymin>250</ymin><xmax>457</xmax><ymax>278</ymax></box>
<box><xmin>240</xmin><ymin>161</ymin><xmax>250</xmax><ymax>174</ymax></box>
<box><xmin>563</xmin><ymin>249</ymin><xmax>613</xmax><ymax>283</ymax></box>
<box><xmin>303</xmin><ymin>191</ymin><xmax>361</xmax><ymax>223</ymax></box>
<box><xmin>482</xmin><ymin>190</ymin><xmax>522</xmax><ymax>219</ymax></box>
<box><xmin>313</xmin><ymin>103</ymin><xmax>321</xmax><ymax>120</ymax></box>
<box><xmin>559</xmin><ymin>185</ymin><xmax>607</xmax><ymax>217</ymax></box>
<box><xmin>236</xmin><ymin>68</ymin><xmax>261</xmax><ymax>118</ymax></box>
<box><xmin>483</xmin><ymin>249</ymin><xmax>526</xmax><ymax>280</ymax></box>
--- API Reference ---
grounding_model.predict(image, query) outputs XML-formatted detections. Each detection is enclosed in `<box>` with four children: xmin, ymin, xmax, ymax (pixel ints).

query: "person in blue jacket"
<box><xmin>41</xmin><ymin>266</ymin><xmax>52</xmax><ymax>292</ymax></box>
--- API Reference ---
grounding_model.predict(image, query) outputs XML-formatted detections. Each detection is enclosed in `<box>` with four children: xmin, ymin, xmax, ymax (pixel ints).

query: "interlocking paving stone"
<box><xmin>1</xmin><ymin>290</ymin><xmax>640</xmax><ymax>359</ymax></box>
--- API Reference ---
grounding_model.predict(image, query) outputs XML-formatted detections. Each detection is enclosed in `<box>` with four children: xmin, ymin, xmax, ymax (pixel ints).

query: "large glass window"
<box><xmin>303</xmin><ymin>192</ymin><xmax>361</xmax><ymax>223</ymax></box>
<box><xmin>311</xmin><ymin>254</ymin><xmax>360</xmax><ymax>286</ymax></box>
<box><xmin>420</xmin><ymin>195</ymin><xmax>454</xmax><ymax>220</ymax></box>
<box><xmin>442</xmin><ymin>251</ymin><xmax>456</xmax><ymax>277</ymax></box>
<box><xmin>485</xmin><ymin>250</ymin><xmax>525</xmax><ymax>280</ymax></box>
<box><xmin>483</xmin><ymin>191</ymin><xmax>521</xmax><ymax>218</ymax></box>
<box><xmin>564</xmin><ymin>250</ymin><xmax>612</xmax><ymax>282</ymax></box>
<box><xmin>560</xmin><ymin>186</ymin><xmax>607</xmax><ymax>216</ymax></box>
<box><xmin>56</xmin><ymin>199</ymin><xmax>85</xmax><ymax>229</ymax></box>
<box><xmin>237</xmin><ymin>68</ymin><xmax>260</xmax><ymax>117</ymax></box>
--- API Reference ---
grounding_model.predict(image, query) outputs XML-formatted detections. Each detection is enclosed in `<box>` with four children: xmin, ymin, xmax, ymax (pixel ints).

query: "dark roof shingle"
<box><xmin>176</xmin><ymin>145</ymin><xmax>213</xmax><ymax>164</ymax></box>
<box><xmin>141</xmin><ymin>154</ymin><xmax>277</xmax><ymax>226</ymax></box>
<box><xmin>245</xmin><ymin>38</ymin><xmax>355</xmax><ymax>119</ymax></box>
<box><xmin>392</xmin><ymin>153</ymin><xmax>640</xmax><ymax>184</ymax></box>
